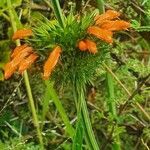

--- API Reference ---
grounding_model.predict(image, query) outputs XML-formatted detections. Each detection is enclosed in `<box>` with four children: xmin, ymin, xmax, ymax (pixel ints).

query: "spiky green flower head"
<box><xmin>29</xmin><ymin>12</ymin><xmax>110</xmax><ymax>85</ymax></box>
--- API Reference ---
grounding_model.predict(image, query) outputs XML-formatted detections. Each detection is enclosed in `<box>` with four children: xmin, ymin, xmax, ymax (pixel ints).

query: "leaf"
<box><xmin>41</xmin><ymin>83</ymin><xmax>52</xmax><ymax>126</ymax></box>
<box><xmin>0</xmin><ymin>0</ymin><xmax>22</xmax><ymax>8</ymax></box>
<box><xmin>72</xmin><ymin>115</ymin><xmax>84</xmax><ymax>150</ymax></box>
<box><xmin>11</xmin><ymin>7</ymin><xmax>22</xmax><ymax>29</ymax></box>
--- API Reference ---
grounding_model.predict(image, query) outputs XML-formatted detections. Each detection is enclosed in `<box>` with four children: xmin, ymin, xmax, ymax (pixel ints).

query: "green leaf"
<box><xmin>41</xmin><ymin>83</ymin><xmax>52</xmax><ymax>127</ymax></box>
<box><xmin>72</xmin><ymin>115</ymin><xmax>84</xmax><ymax>150</ymax></box>
<box><xmin>0</xmin><ymin>0</ymin><xmax>22</xmax><ymax>8</ymax></box>
<box><xmin>11</xmin><ymin>7</ymin><xmax>22</xmax><ymax>29</ymax></box>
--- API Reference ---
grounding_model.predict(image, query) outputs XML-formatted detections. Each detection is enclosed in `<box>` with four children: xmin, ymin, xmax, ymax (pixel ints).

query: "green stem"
<box><xmin>106</xmin><ymin>73</ymin><xmax>117</xmax><ymax>117</ymax></box>
<box><xmin>74</xmin><ymin>84</ymin><xmax>100</xmax><ymax>150</ymax></box>
<box><xmin>106</xmin><ymin>71</ymin><xmax>121</xmax><ymax>150</ymax></box>
<box><xmin>7</xmin><ymin>0</ymin><xmax>43</xmax><ymax>148</ymax></box>
<box><xmin>45</xmin><ymin>80</ymin><xmax>75</xmax><ymax>138</ymax></box>
<box><xmin>81</xmin><ymin>91</ymin><xmax>100</xmax><ymax>150</ymax></box>
<box><xmin>51</xmin><ymin>0</ymin><xmax>65</xmax><ymax>28</ymax></box>
<box><xmin>23</xmin><ymin>72</ymin><xmax>44</xmax><ymax>149</ymax></box>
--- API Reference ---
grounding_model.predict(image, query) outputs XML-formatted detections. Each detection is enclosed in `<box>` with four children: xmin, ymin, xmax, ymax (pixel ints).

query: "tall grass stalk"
<box><xmin>106</xmin><ymin>73</ymin><xmax>121</xmax><ymax>150</ymax></box>
<box><xmin>44</xmin><ymin>80</ymin><xmax>75</xmax><ymax>138</ymax></box>
<box><xmin>80</xmin><ymin>86</ymin><xmax>100</xmax><ymax>150</ymax></box>
<box><xmin>51</xmin><ymin>0</ymin><xmax>65</xmax><ymax>28</ymax></box>
<box><xmin>7</xmin><ymin>0</ymin><xmax>44</xmax><ymax>148</ymax></box>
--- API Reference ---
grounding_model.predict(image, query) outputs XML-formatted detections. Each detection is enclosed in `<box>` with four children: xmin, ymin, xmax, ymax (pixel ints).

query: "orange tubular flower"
<box><xmin>78</xmin><ymin>40</ymin><xmax>87</xmax><ymax>51</ymax></box>
<box><xmin>4</xmin><ymin>62</ymin><xmax>17</xmax><ymax>79</ymax></box>
<box><xmin>11</xmin><ymin>46</ymin><xmax>33</xmax><ymax>67</ymax></box>
<box><xmin>95</xmin><ymin>10</ymin><xmax>120</xmax><ymax>25</ymax></box>
<box><xmin>85</xmin><ymin>39</ymin><xmax>97</xmax><ymax>54</ymax></box>
<box><xmin>18</xmin><ymin>53</ymin><xmax>38</xmax><ymax>74</ymax></box>
<box><xmin>87</xmin><ymin>26</ymin><xmax>113</xmax><ymax>43</ymax></box>
<box><xmin>11</xmin><ymin>44</ymin><xmax>28</xmax><ymax>58</ymax></box>
<box><xmin>4</xmin><ymin>46</ymin><xmax>35</xmax><ymax>79</ymax></box>
<box><xmin>100</xmin><ymin>20</ymin><xmax>130</xmax><ymax>31</ymax></box>
<box><xmin>43</xmin><ymin>46</ymin><xmax>62</xmax><ymax>80</ymax></box>
<box><xmin>12</xmin><ymin>29</ymin><xmax>33</xmax><ymax>40</ymax></box>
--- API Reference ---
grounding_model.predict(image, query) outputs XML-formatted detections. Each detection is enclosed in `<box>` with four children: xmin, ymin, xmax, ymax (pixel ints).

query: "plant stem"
<box><xmin>106</xmin><ymin>73</ymin><xmax>117</xmax><ymax>118</ymax></box>
<box><xmin>106</xmin><ymin>72</ymin><xmax>121</xmax><ymax>150</ymax></box>
<box><xmin>44</xmin><ymin>80</ymin><xmax>75</xmax><ymax>138</ymax></box>
<box><xmin>74</xmin><ymin>84</ymin><xmax>100</xmax><ymax>150</ymax></box>
<box><xmin>23</xmin><ymin>72</ymin><xmax>44</xmax><ymax>148</ymax></box>
<box><xmin>81</xmin><ymin>90</ymin><xmax>100</xmax><ymax>150</ymax></box>
<box><xmin>51</xmin><ymin>0</ymin><xmax>65</xmax><ymax>28</ymax></box>
<box><xmin>7</xmin><ymin>0</ymin><xmax>44</xmax><ymax>148</ymax></box>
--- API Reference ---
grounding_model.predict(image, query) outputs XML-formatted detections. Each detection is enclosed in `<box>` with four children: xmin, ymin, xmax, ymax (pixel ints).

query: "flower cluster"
<box><xmin>78</xmin><ymin>10</ymin><xmax>130</xmax><ymax>53</ymax></box>
<box><xmin>4</xmin><ymin>10</ymin><xmax>130</xmax><ymax>80</ymax></box>
<box><xmin>4</xmin><ymin>29</ymin><xmax>38</xmax><ymax>79</ymax></box>
<box><xmin>4</xmin><ymin>29</ymin><xmax>62</xmax><ymax>80</ymax></box>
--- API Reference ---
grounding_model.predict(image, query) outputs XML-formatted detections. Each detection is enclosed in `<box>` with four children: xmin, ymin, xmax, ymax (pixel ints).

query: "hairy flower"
<box><xmin>11</xmin><ymin>44</ymin><xmax>28</xmax><ymax>58</ymax></box>
<box><xmin>43</xmin><ymin>46</ymin><xmax>62</xmax><ymax>80</ymax></box>
<box><xmin>87</xmin><ymin>26</ymin><xmax>113</xmax><ymax>43</ymax></box>
<box><xmin>4</xmin><ymin>46</ymin><xmax>33</xmax><ymax>79</ymax></box>
<box><xmin>95</xmin><ymin>10</ymin><xmax>120</xmax><ymax>25</ymax></box>
<box><xmin>100</xmin><ymin>20</ymin><xmax>130</xmax><ymax>31</ymax></box>
<box><xmin>12</xmin><ymin>46</ymin><xmax>33</xmax><ymax>66</ymax></box>
<box><xmin>4</xmin><ymin>62</ymin><xmax>17</xmax><ymax>79</ymax></box>
<box><xmin>18</xmin><ymin>53</ymin><xmax>38</xmax><ymax>74</ymax></box>
<box><xmin>78</xmin><ymin>40</ymin><xmax>87</xmax><ymax>51</ymax></box>
<box><xmin>85</xmin><ymin>39</ymin><xmax>97</xmax><ymax>54</ymax></box>
<box><xmin>12</xmin><ymin>29</ymin><xmax>33</xmax><ymax>40</ymax></box>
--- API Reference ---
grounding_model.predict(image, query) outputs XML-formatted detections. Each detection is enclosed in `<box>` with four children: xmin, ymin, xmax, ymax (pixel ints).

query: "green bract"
<box><xmin>29</xmin><ymin>12</ymin><xmax>110</xmax><ymax>84</ymax></box>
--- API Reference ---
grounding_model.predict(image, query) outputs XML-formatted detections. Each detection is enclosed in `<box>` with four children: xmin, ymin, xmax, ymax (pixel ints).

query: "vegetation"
<box><xmin>0</xmin><ymin>0</ymin><xmax>149</xmax><ymax>150</ymax></box>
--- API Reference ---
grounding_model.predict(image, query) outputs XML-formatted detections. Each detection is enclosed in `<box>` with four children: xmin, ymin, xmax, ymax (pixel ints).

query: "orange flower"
<box><xmin>78</xmin><ymin>40</ymin><xmax>87</xmax><ymax>51</ymax></box>
<box><xmin>11</xmin><ymin>44</ymin><xmax>28</xmax><ymax>58</ymax></box>
<box><xmin>4</xmin><ymin>46</ymin><xmax>33</xmax><ymax>79</ymax></box>
<box><xmin>95</xmin><ymin>10</ymin><xmax>120</xmax><ymax>25</ymax></box>
<box><xmin>100</xmin><ymin>20</ymin><xmax>130</xmax><ymax>31</ymax></box>
<box><xmin>12</xmin><ymin>29</ymin><xmax>33</xmax><ymax>40</ymax></box>
<box><xmin>4</xmin><ymin>62</ymin><xmax>17</xmax><ymax>79</ymax></box>
<box><xmin>87</xmin><ymin>26</ymin><xmax>113</xmax><ymax>43</ymax></box>
<box><xmin>4</xmin><ymin>42</ymin><xmax>38</xmax><ymax>79</ymax></box>
<box><xmin>18</xmin><ymin>53</ymin><xmax>38</xmax><ymax>74</ymax></box>
<box><xmin>11</xmin><ymin>46</ymin><xmax>33</xmax><ymax>67</ymax></box>
<box><xmin>85</xmin><ymin>39</ymin><xmax>97</xmax><ymax>54</ymax></box>
<box><xmin>43</xmin><ymin>46</ymin><xmax>62</xmax><ymax>80</ymax></box>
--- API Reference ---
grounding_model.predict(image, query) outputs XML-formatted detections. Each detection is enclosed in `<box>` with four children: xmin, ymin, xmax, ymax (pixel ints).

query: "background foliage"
<box><xmin>0</xmin><ymin>0</ymin><xmax>149</xmax><ymax>149</ymax></box>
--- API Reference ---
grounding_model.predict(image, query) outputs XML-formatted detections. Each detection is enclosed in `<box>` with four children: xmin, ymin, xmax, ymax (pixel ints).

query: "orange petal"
<box><xmin>87</xmin><ymin>26</ymin><xmax>113</xmax><ymax>43</ymax></box>
<box><xmin>12</xmin><ymin>29</ymin><xmax>33</xmax><ymax>40</ymax></box>
<box><xmin>11</xmin><ymin>46</ymin><xmax>33</xmax><ymax>67</ymax></box>
<box><xmin>18</xmin><ymin>53</ymin><xmax>38</xmax><ymax>74</ymax></box>
<box><xmin>85</xmin><ymin>39</ymin><xmax>97</xmax><ymax>54</ymax></box>
<box><xmin>11</xmin><ymin>44</ymin><xmax>28</xmax><ymax>58</ymax></box>
<box><xmin>78</xmin><ymin>40</ymin><xmax>88</xmax><ymax>51</ymax></box>
<box><xmin>95</xmin><ymin>10</ymin><xmax>120</xmax><ymax>25</ymax></box>
<box><xmin>43</xmin><ymin>46</ymin><xmax>62</xmax><ymax>80</ymax></box>
<box><xmin>4</xmin><ymin>62</ymin><xmax>17</xmax><ymax>79</ymax></box>
<box><xmin>100</xmin><ymin>20</ymin><xmax>130</xmax><ymax>31</ymax></box>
